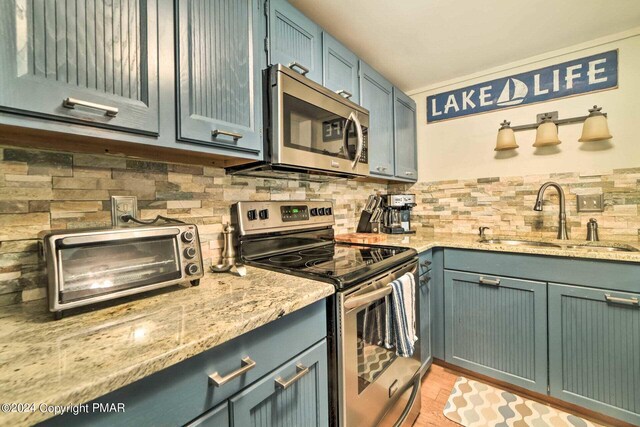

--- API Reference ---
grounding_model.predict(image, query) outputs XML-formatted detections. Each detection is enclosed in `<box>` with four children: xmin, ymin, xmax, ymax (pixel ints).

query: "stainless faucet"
<box><xmin>533</xmin><ymin>182</ymin><xmax>569</xmax><ymax>240</ymax></box>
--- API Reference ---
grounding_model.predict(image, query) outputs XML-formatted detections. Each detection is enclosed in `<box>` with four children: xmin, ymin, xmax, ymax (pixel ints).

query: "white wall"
<box><xmin>411</xmin><ymin>29</ymin><xmax>640</xmax><ymax>182</ymax></box>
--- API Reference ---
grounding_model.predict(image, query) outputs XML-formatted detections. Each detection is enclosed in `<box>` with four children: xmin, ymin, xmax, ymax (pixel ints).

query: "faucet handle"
<box><xmin>479</xmin><ymin>226</ymin><xmax>490</xmax><ymax>238</ymax></box>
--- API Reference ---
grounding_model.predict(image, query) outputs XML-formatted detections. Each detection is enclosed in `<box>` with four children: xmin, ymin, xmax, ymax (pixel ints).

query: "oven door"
<box><xmin>271</xmin><ymin>66</ymin><xmax>370</xmax><ymax>177</ymax></box>
<box><xmin>337</xmin><ymin>260</ymin><xmax>421</xmax><ymax>427</ymax></box>
<box><xmin>55</xmin><ymin>229</ymin><xmax>183</xmax><ymax>304</ymax></box>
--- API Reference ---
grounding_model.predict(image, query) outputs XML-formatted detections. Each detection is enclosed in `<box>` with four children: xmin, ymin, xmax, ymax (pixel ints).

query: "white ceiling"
<box><xmin>290</xmin><ymin>0</ymin><xmax>640</xmax><ymax>92</ymax></box>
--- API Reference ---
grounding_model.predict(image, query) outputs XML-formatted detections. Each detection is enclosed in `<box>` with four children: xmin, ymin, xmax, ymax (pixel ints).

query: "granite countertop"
<box><xmin>0</xmin><ymin>267</ymin><xmax>334</xmax><ymax>426</ymax></box>
<box><xmin>339</xmin><ymin>231</ymin><xmax>640</xmax><ymax>263</ymax></box>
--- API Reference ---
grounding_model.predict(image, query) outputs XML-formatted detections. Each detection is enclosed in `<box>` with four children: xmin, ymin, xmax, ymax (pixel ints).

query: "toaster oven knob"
<box><xmin>184</xmin><ymin>247</ymin><xmax>197</xmax><ymax>259</ymax></box>
<box><xmin>186</xmin><ymin>263</ymin><xmax>200</xmax><ymax>276</ymax></box>
<box><xmin>182</xmin><ymin>231</ymin><xmax>195</xmax><ymax>243</ymax></box>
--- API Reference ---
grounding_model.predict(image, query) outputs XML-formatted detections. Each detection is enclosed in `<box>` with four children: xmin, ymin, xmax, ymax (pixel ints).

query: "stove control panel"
<box><xmin>233</xmin><ymin>201</ymin><xmax>335</xmax><ymax>235</ymax></box>
<box><xmin>281</xmin><ymin>205</ymin><xmax>310</xmax><ymax>222</ymax></box>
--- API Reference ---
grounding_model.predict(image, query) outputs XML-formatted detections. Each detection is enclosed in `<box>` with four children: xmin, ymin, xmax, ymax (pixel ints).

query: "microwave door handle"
<box><xmin>350</xmin><ymin>112</ymin><xmax>364</xmax><ymax>169</ymax></box>
<box><xmin>342</xmin><ymin>114</ymin><xmax>354</xmax><ymax>162</ymax></box>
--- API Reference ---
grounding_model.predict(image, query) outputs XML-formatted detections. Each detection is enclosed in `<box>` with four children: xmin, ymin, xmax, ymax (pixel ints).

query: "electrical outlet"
<box><xmin>111</xmin><ymin>196</ymin><xmax>138</xmax><ymax>227</ymax></box>
<box><xmin>577</xmin><ymin>194</ymin><xmax>604</xmax><ymax>212</ymax></box>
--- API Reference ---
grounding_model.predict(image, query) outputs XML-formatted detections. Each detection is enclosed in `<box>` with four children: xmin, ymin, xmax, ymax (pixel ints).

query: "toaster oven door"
<box><xmin>57</xmin><ymin>236</ymin><xmax>182</xmax><ymax>303</ymax></box>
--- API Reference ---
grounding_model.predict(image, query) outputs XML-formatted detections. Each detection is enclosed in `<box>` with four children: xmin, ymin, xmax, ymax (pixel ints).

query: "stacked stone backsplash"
<box><xmin>0</xmin><ymin>146</ymin><xmax>387</xmax><ymax>307</ymax></box>
<box><xmin>1</xmin><ymin>144</ymin><xmax>638</xmax><ymax>308</ymax></box>
<box><xmin>391</xmin><ymin>168</ymin><xmax>640</xmax><ymax>241</ymax></box>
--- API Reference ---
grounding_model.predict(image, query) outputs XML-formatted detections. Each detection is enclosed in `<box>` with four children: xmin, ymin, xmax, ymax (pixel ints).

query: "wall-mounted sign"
<box><xmin>426</xmin><ymin>50</ymin><xmax>618</xmax><ymax>123</ymax></box>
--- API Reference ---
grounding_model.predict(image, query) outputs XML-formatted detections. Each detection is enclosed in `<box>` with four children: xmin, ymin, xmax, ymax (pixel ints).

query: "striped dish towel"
<box><xmin>384</xmin><ymin>272</ymin><xmax>418</xmax><ymax>357</ymax></box>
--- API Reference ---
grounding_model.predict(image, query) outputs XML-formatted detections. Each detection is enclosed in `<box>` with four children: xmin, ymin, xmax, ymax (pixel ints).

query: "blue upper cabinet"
<box><xmin>0</xmin><ymin>0</ymin><xmax>159</xmax><ymax>135</ymax></box>
<box><xmin>393</xmin><ymin>88</ymin><xmax>418</xmax><ymax>181</ymax></box>
<box><xmin>268</xmin><ymin>0</ymin><xmax>322</xmax><ymax>83</ymax></box>
<box><xmin>360</xmin><ymin>61</ymin><xmax>394</xmax><ymax>177</ymax></box>
<box><xmin>548</xmin><ymin>283</ymin><xmax>640</xmax><ymax>426</ymax></box>
<box><xmin>322</xmin><ymin>33</ymin><xmax>359</xmax><ymax>104</ymax></box>
<box><xmin>176</xmin><ymin>0</ymin><xmax>264</xmax><ymax>157</ymax></box>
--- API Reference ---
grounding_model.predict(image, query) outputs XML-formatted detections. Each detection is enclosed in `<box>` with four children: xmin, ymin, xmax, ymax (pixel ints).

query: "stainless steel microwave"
<box><xmin>40</xmin><ymin>224</ymin><xmax>204</xmax><ymax>318</ymax></box>
<box><xmin>230</xmin><ymin>64</ymin><xmax>370</xmax><ymax>179</ymax></box>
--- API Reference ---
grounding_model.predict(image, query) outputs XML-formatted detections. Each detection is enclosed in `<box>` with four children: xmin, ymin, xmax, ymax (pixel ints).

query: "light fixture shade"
<box><xmin>495</xmin><ymin>120</ymin><xmax>518</xmax><ymax>151</ymax></box>
<box><xmin>533</xmin><ymin>120</ymin><xmax>561</xmax><ymax>147</ymax></box>
<box><xmin>579</xmin><ymin>106</ymin><xmax>612</xmax><ymax>142</ymax></box>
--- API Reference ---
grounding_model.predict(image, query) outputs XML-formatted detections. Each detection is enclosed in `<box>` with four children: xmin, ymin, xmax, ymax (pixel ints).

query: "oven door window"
<box><xmin>283</xmin><ymin>93</ymin><xmax>364</xmax><ymax>160</ymax></box>
<box><xmin>357</xmin><ymin>298</ymin><xmax>397</xmax><ymax>394</ymax></box>
<box><xmin>57</xmin><ymin>237</ymin><xmax>181</xmax><ymax>302</ymax></box>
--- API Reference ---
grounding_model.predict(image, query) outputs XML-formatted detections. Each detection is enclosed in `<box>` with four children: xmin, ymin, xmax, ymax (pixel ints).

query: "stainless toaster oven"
<box><xmin>41</xmin><ymin>224</ymin><xmax>204</xmax><ymax>318</ymax></box>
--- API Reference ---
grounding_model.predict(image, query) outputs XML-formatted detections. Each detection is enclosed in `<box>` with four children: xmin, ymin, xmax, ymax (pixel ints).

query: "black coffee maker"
<box><xmin>381</xmin><ymin>194</ymin><xmax>416</xmax><ymax>234</ymax></box>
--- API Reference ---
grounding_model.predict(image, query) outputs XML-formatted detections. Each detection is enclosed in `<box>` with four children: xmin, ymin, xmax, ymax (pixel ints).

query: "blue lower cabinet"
<box><xmin>230</xmin><ymin>340</ymin><xmax>329</xmax><ymax>427</ymax></box>
<box><xmin>418</xmin><ymin>271</ymin><xmax>432</xmax><ymax>369</ymax></box>
<box><xmin>444</xmin><ymin>271</ymin><xmax>548</xmax><ymax>394</ymax></box>
<box><xmin>187</xmin><ymin>402</ymin><xmax>230</xmax><ymax>427</ymax></box>
<box><xmin>430</xmin><ymin>249</ymin><xmax>445</xmax><ymax>360</ymax></box>
<box><xmin>548</xmin><ymin>283</ymin><xmax>640</xmax><ymax>425</ymax></box>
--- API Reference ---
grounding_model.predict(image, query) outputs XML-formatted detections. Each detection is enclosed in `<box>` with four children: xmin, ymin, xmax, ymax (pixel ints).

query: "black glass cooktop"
<box><xmin>248</xmin><ymin>243</ymin><xmax>416</xmax><ymax>290</ymax></box>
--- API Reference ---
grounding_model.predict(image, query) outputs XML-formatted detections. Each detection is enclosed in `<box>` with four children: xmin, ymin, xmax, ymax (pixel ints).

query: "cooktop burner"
<box><xmin>249</xmin><ymin>243</ymin><xmax>415</xmax><ymax>289</ymax></box>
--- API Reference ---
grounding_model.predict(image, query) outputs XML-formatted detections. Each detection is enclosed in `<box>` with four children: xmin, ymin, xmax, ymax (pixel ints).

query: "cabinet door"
<box><xmin>444</xmin><ymin>271</ymin><xmax>548</xmax><ymax>394</ymax></box>
<box><xmin>176</xmin><ymin>0</ymin><xmax>263</xmax><ymax>156</ymax></box>
<box><xmin>548</xmin><ymin>284</ymin><xmax>640</xmax><ymax>425</ymax></box>
<box><xmin>0</xmin><ymin>0</ymin><xmax>159</xmax><ymax>134</ymax></box>
<box><xmin>360</xmin><ymin>61</ymin><xmax>394</xmax><ymax>177</ymax></box>
<box><xmin>418</xmin><ymin>271</ymin><xmax>432</xmax><ymax>368</ymax></box>
<box><xmin>393</xmin><ymin>88</ymin><xmax>417</xmax><ymax>181</ymax></box>
<box><xmin>268</xmin><ymin>0</ymin><xmax>322</xmax><ymax>83</ymax></box>
<box><xmin>230</xmin><ymin>340</ymin><xmax>329</xmax><ymax>427</ymax></box>
<box><xmin>322</xmin><ymin>33</ymin><xmax>359</xmax><ymax>104</ymax></box>
<box><xmin>187</xmin><ymin>402</ymin><xmax>229</xmax><ymax>427</ymax></box>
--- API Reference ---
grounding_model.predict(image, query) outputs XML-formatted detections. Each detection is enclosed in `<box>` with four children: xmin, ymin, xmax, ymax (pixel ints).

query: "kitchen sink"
<box><xmin>563</xmin><ymin>244</ymin><xmax>639</xmax><ymax>252</ymax></box>
<box><xmin>479</xmin><ymin>239</ymin><xmax>563</xmax><ymax>248</ymax></box>
<box><xmin>480</xmin><ymin>238</ymin><xmax>639</xmax><ymax>252</ymax></box>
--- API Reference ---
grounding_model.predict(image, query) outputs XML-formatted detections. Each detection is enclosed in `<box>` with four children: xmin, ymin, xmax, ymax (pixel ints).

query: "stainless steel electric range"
<box><xmin>232</xmin><ymin>201</ymin><xmax>424</xmax><ymax>427</ymax></box>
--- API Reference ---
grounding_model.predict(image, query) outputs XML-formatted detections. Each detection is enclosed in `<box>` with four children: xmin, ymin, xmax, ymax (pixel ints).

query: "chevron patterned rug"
<box><xmin>443</xmin><ymin>377</ymin><xmax>604</xmax><ymax>427</ymax></box>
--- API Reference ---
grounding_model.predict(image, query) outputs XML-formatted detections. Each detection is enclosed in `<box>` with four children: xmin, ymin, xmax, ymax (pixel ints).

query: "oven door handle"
<box><xmin>344</xmin><ymin>285</ymin><xmax>392</xmax><ymax>310</ymax></box>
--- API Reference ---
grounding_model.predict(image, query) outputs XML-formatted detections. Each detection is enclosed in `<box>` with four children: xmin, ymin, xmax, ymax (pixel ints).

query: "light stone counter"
<box><xmin>0</xmin><ymin>267</ymin><xmax>334</xmax><ymax>426</ymax></box>
<box><xmin>356</xmin><ymin>231</ymin><xmax>640</xmax><ymax>263</ymax></box>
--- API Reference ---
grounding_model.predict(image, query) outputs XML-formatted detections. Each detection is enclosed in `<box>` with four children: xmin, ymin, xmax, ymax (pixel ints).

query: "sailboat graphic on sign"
<box><xmin>496</xmin><ymin>78</ymin><xmax>528</xmax><ymax>106</ymax></box>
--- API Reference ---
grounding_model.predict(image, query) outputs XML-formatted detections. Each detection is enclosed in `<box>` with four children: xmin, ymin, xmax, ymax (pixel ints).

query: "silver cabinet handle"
<box><xmin>420</xmin><ymin>260</ymin><xmax>432</xmax><ymax>268</ymax></box>
<box><xmin>275</xmin><ymin>363</ymin><xmax>310</xmax><ymax>389</ymax></box>
<box><xmin>336</xmin><ymin>89</ymin><xmax>353</xmax><ymax>99</ymax></box>
<box><xmin>605</xmin><ymin>294</ymin><xmax>639</xmax><ymax>306</ymax></box>
<box><xmin>62</xmin><ymin>97</ymin><xmax>118</xmax><ymax>117</ymax></box>
<box><xmin>479</xmin><ymin>276</ymin><xmax>500</xmax><ymax>286</ymax></box>
<box><xmin>376</xmin><ymin>166</ymin><xmax>388</xmax><ymax>172</ymax></box>
<box><xmin>212</xmin><ymin>129</ymin><xmax>243</xmax><ymax>141</ymax></box>
<box><xmin>420</xmin><ymin>274</ymin><xmax>431</xmax><ymax>285</ymax></box>
<box><xmin>288</xmin><ymin>61</ymin><xmax>309</xmax><ymax>76</ymax></box>
<box><xmin>208</xmin><ymin>356</ymin><xmax>256</xmax><ymax>386</ymax></box>
<box><xmin>405</xmin><ymin>171</ymin><xmax>414</xmax><ymax>176</ymax></box>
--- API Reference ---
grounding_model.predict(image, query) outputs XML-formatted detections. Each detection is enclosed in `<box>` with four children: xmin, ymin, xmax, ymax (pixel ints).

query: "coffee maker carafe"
<box><xmin>381</xmin><ymin>194</ymin><xmax>416</xmax><ymax>234</ymax></box>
